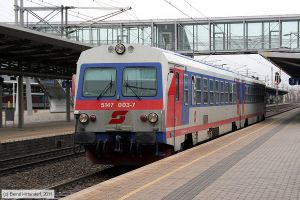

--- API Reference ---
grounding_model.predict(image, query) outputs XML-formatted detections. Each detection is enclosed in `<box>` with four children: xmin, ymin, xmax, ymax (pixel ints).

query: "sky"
<box><xmin>0</xmin><ymin>0</ymin><xmax>299</xmax><ymax>89</ymax></box>
<box><xmin>1</xmin><ymin>0</ymin><xmax>300</xmax><ymax>21</ymax></box>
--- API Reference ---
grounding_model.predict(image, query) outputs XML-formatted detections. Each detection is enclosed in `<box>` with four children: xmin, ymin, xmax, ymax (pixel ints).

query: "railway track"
<box><xmin>0</xmin><ymin>146</ymin><xmax>84</xmax><ymax>175</ymax></box>
<box><xmin>266</xmin><ymin>103</ymin><xmax>300</xmax><ymax>117</ymax></box>
<box><xmin>47</xmin><ymin>166</ymin><xmax>137</xmax><ymax>199</ymax></box>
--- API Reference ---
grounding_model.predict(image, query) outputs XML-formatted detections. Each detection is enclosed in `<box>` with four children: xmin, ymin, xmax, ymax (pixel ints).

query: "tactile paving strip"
<box><xmin>162</xmin><ymin>113</ymin><xmax>295</xmax><ymax>200</ymax></box>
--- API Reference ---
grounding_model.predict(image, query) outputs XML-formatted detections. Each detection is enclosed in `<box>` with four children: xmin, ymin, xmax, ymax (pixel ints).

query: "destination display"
<box><xmin>289</xmin><ymin>77</ymin><xmax>300</xmax><ymax>85</ymax></box>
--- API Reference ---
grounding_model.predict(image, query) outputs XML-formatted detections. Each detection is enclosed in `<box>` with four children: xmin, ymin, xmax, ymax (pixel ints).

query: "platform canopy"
<box><xmin>0</xmin><ymin>23</ymin><xmax>92</xmax><ymax>79</ymax></box>
<box><xmin>259</xmin><ymin>51</ymin><xmax>300</xmax><ymax>78</ymax></box>
<box><xmin>266</xmin><ymin>86</ymin><xmax>288</xmax><ymax>95</ymax></box>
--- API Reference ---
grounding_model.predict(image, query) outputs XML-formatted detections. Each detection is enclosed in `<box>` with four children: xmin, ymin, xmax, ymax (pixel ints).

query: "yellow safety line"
<box><xmin>118</xmin><ymin>112</ymin><xmax>290</xmax><ymax>200</ymax></box>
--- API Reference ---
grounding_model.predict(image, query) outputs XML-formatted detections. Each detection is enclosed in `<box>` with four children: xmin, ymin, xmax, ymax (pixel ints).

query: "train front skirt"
<box><xmin>75</xmin><ymin>132</ymin><xmax>172</xmax><ymax>165</ymax></box>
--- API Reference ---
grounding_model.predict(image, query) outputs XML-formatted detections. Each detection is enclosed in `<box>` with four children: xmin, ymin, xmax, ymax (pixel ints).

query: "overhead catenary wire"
<box><xmin>25</xmin><ymin>0</ymin><xmax>92</xmax><ymax>21</ymax></box>
<box><xmin>93</xmin><ymin>0</ymin><xmax>153</xmax><ymax>45</ymax></box>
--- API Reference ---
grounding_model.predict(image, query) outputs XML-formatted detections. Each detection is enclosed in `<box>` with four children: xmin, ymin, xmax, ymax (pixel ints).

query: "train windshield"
<box><xmin>83</xmin><ymin>68</ymin><xmax>116</xmax><ymax>97</ymax></box>
<box><xmin>122</xmin><ymin>67</ymin><xmax>157</xmax><ymax>97</ymax></box>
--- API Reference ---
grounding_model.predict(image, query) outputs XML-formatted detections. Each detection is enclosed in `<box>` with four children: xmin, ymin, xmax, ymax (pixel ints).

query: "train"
<box><xmin>2</xmin><ymin>81</ymin><xmax>49</xmax><ymax>109</ymax></box>
<box><xmin>73</xmin><ymin>43</ymin><xmax>266</xmax><ymax>165</ymax></box>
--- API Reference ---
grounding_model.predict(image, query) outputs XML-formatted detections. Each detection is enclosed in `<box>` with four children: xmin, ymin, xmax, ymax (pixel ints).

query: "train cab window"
<box><xmin>191</xmin><ymin>76</ymin><xmax>196</xmax><ymax>105</ymax></box>
<box><xmin>209</xmin><ymin>79</ymin><xmax>214</xmax><ymax>105</ymax></box>
<box><xmin>83</xmin><ymin>67</ymin><xmax>116</xmax><ymax>97</ymax></box>
<box><xmin>215</xmin><ymin>80</ymin><xmax>219</xmax><ymax>104</ymax></box>
<box><xmin>184</xmin><ymin>74</ymin><xmax>189</xmax><ymax>105</ymax></box>
<box><xmin>196</xmin><ymin>77</ymin><xmax>201</xmax><ymax>105</ymax></box>
<box><xmin>122</xmin><ymin>67</ymin><xmax>157</xmax><ymax>97</ymax></box>
<box><xmin>220</xmin><ymin>81</ymin><xmax>224</xmax><ymax>104</ymax></box>
<box><xmin>203</xmin><ymin>78</ymin><xmax>208</xmax><ymax>104</ymax></box>
<box><xmin>175</xmin><ymin>72</ymin><xmax>179</xmax><ymax>101</ymax></box>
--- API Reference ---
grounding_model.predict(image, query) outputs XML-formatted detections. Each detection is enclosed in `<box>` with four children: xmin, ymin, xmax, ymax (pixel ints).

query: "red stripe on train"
<box><xmin>75</xmin><ymin>99</ymin><xmax>163</xmax><ymax>110</ymax></box>
<box><xmin>166</xmin><ymin>112</ymin><xmax>264</xmax><ymax>138</ymax></box>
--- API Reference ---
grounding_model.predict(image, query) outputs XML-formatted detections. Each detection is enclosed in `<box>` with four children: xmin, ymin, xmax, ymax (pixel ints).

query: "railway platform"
<box><xmin>0</xmin><ymin>120</ymin><xmax>74</xmax><ymax>143</ymax></box>
<box><xmin>64</xmin><ymin>107</ymin><xmax>300</xmax><ymax>200</ymax></box>
<box><xmin>0</xmin><ymin>110</ymin><xmax>74</xmax><ymax>143</ymax></box>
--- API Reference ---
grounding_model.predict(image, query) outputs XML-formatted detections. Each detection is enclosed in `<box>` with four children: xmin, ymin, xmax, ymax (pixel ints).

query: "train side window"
<box><xmin>233</xmin><ymin>83</ymin><xmax>236</xmax><ymax>103</ymax></box>
<box><xmin>184</xmin><ymin>74</ymin><xmax>189</xmax><ymax>105</ymax></box>
<box><xmin>243</xmin><ymin>84</ymin><xmax>246</xmax><ymax>103</ymax></box>
<box><xmin>209</xmin><ymin>79</ymin><xmax>214</xmax><ymax>105</ymax></box>
<box><xmin>229</xmin><ymin>83</ymin><xmax>233</xmax><ymax>104</ymax></box>
<box><xmin>244</xmin><ymin>85</ymin><xmax>247</xmax><ymax>103</ymax></box>
<box><xmin>175</xmin><ymin>72</ymin><xmax>179</xmax><ymax>101</ymax></box>
<box><xmin>253</xmin><ymin>86</ymin><xmax>256</xmax><ymax>103</ymax></box>
<box><xmin>191</xmin><ymin>76</ymin><xmax>196</xmax><ymax>105</ymax></box>
<box><xmin>229</xmin><ymin>83</ymin><xmax>233</xmax><ymax>103</ymax></box>
<box><xmin>220</xmin><ymin>81</ymin><xmax>224</xmax><ymax>104</ymax></box>
<box><xmin>252</xmin><ymin>86</ymin><xmax>254</xmax><ymax>103</ymax></box>
<box><xmin>245</xmin><ymin>85</ymin><xmax>249</xmax><ymax>103</ymax></box>
<box><xmin>196</xmin><ymin>77</ymin><xmax>201</xmax><ymax>105</ymax></box>
<box><xmin>249</xmin><ymin>86</ymin><xmax>252</xmax><ymax>103</ymax></box>
<box><xmin>225</xmin><ymin>82</ymin><xmax>229</xmax><ymax>104</ymax></box>
<box><xmin>250</xmin><ymin>86</ymin><xmax>252</xmax><ymax>103</ymax></box>
<box><xmin>215</xmin><ymin>80</ymin><xmax>219</xmax><ymax>104</ymax></box>
<box><xmin>203</xmin><ymin>78</ymin><xmax>208</xmax><ymax>104</ymax></box>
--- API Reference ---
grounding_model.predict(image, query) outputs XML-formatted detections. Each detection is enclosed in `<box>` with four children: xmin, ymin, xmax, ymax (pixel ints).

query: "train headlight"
<box><xmin>115</xmin><ymin>43</ymin><xmax>126</xmax><ymax>55</ymax></box>
<box><xmin>148</xmin><ymin>113</ymin><xmax>158</xmax><ymax>123</ymax></box>
<box><xmin>79</xmin><ymin>113</ymin><xmax>89</xmax><ymax>123</ymax></box>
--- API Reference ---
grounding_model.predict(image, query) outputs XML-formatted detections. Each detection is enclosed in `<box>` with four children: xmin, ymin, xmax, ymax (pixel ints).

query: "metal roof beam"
<box><xmin>0</xmin><ymin>69</ymin><xmax>71</xmax><ymax>79</ymax></box>
<box><xmin>0</xmin><ymin>39</ymin><xmax>31</xmax><ymax>46</ymax></box>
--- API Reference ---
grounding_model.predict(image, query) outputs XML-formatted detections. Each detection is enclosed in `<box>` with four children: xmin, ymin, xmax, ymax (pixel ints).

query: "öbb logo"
<box><xmin>109</xmin><ymin>111</ymin><xmax>128</xmax><ymax>124</ymax></box>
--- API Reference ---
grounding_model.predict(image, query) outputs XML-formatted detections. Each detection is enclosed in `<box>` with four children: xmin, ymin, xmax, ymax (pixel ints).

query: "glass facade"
<box><xmin>35</xmin><ymin>16</ymin><xmax>300</xmax><ymax>53</ymax></box>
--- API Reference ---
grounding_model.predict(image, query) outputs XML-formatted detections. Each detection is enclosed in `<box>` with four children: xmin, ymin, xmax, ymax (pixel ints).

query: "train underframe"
<box><xmin>75</xmin><ymin>132</ymin><xmax>173</xmax><ymax>165</ymax></box>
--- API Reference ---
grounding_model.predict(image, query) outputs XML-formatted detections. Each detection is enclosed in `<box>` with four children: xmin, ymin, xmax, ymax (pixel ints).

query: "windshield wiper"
<box><xmin>97</xmin><ymin>77</ymin><xmax>113</xmax><ymax>100</ymax></box>
<box><xmin>124</xmin><ymin>80</ymin><xmax>141</xmax><ymax>100</ymax></box>
<box><xmin>122</xmin><ymin>84</ymin><xmax>156</xmax><ymax>90</ymax></box>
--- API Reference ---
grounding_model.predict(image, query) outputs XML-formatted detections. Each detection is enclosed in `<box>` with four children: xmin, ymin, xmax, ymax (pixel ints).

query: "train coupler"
<box><xmin>114</xmin><ymin>135</ymin><xmax>123</xmax><ymax>152</ymax></box>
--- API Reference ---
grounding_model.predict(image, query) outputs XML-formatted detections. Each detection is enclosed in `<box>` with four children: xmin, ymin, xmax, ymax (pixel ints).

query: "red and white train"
<box><xmin>73</xmin><ymin>44</ymin><xmax>266</xmax><ymax>165</ymax></box>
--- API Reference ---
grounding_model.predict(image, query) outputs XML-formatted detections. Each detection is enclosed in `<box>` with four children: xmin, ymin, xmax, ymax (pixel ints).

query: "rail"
<box><xmin>0</xmin><ymin>146</ymin><xmax>84</xmax><ymax>175</ymax></box>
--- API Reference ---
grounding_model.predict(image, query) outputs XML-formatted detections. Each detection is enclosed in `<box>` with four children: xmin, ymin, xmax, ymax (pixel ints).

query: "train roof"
<box><xmin>160</xmin><ymin>49</ymin><xmax>264</xmax><ymax>85</ymax></box>
<box><xmin>78</xmin><ymin>44</ymin><xmax>265</xmax><ymax>85</ymax></box>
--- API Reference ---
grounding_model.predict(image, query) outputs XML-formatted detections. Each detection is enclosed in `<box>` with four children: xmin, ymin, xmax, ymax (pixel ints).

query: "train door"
<box><xmin>182</xmin><ymin>72</ymin><xmax>189</xmax><ymax>125</ymax></box>
<box><xmin>167</xmin><ymin>65</ymin><xmax>183</xmax><ymax>149</ymax></box>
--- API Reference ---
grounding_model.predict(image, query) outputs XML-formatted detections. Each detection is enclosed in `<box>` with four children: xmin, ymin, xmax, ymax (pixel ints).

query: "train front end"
<box><xmin>74</xmin><ymin>44</ymin><xmax>169</xmax><ymax>165</ymax></box>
